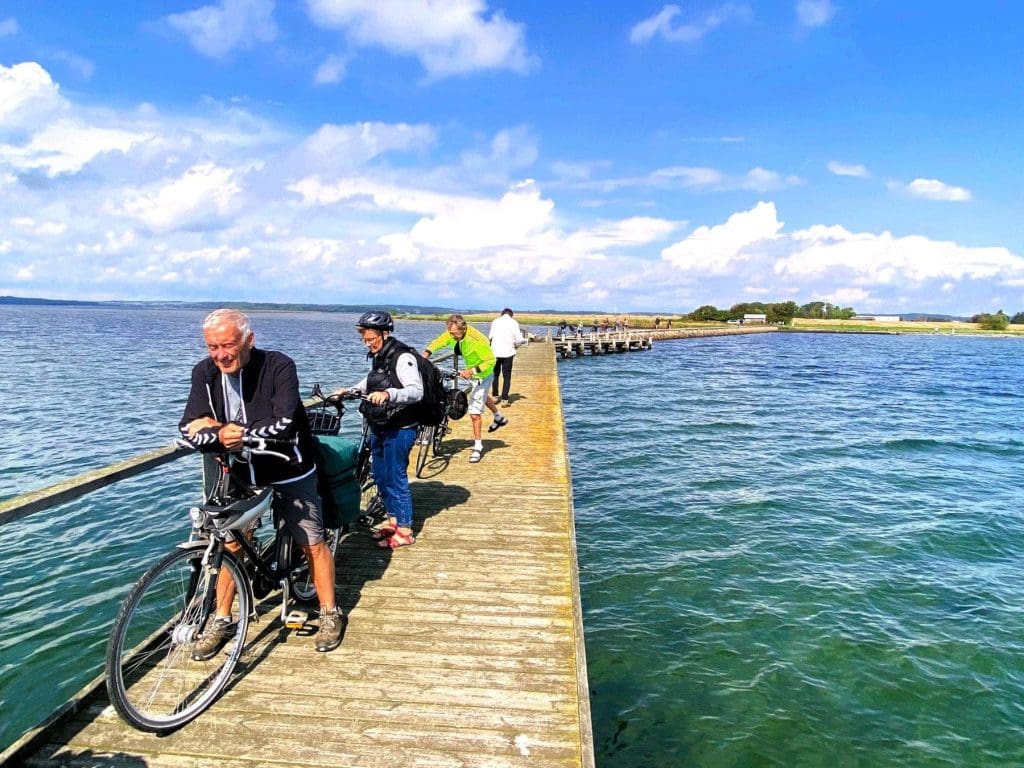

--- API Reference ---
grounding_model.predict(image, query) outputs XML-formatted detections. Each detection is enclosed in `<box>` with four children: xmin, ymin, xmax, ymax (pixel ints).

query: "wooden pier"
<box><xmin>551</xmin><ymin>324</ymin><xmax>777</xmax><ymax>357</ymax></box>
<box><xmin>1</xmin><ymin>342</ymin><xmax>594</xmax><ymax>767</ymax></box>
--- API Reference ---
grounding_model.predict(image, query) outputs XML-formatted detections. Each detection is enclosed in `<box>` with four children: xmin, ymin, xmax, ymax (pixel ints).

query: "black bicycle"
<box><xmin>105</xmin><ymin>432</ymin><xmax>339</xmax><ymax>733</ymax></box>
<box><xmin>414</xmin><ymin>364</ymin><xmax>467</xmax><ymax>478</ymax></box>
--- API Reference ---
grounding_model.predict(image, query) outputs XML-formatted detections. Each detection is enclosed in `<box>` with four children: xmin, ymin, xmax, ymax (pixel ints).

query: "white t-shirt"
<box><xmin>488</xmin><ymin>314</ymin><xmax>524</xmax><ymax>357</ymax></box>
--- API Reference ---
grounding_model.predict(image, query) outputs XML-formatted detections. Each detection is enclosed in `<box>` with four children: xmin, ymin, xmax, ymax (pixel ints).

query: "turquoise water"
<box><xmin>564</xmin><ymin>332</ymin><xmax>1024</xmax><ymax>767</ymax></box>
<box><xmin>2</xmin><ymin>307</ymin><xmax>1023</xmax><ymax>766</ymax></box>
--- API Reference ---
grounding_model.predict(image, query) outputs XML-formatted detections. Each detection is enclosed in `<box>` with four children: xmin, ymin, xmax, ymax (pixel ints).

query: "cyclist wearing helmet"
<box><xmin>333</xmin><ymin>311</ymin><xmax>423</xmax><ymax>549</ymax></box>
<box><xmin>424</xmin><ymin>314</ymin><xmax>507</xmax><ymax>464</ymax></box>
<box><xmin>179</xmin><ymin>309</ymin><xmax>342</xmax><ymax>653</ymax></box>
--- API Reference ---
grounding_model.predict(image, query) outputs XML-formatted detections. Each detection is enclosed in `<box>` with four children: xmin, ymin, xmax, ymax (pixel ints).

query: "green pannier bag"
<box><xmin>314</xmin><ymin>435</ymin><xmax>361</xmax><ymax>528</ymax></box>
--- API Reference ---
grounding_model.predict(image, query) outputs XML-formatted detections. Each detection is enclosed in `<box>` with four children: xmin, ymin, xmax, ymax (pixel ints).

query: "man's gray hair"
<box><xmin>203</xmin><ymin>308</ymin><xmax>252</xmax><ymax>339</ymax></box>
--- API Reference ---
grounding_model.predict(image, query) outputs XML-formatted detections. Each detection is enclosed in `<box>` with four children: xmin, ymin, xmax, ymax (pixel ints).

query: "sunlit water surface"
<box><xmin>2</xmin><ymin>307</ymin><xmax>1022</xmax><ymax>767</ymax></box>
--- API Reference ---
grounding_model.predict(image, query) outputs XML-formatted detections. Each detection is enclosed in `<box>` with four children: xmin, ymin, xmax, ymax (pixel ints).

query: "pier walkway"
<box><xmin>3</xmin><ymin>342</ymin><xmax>594</xmax><ymax>768</ymax></box>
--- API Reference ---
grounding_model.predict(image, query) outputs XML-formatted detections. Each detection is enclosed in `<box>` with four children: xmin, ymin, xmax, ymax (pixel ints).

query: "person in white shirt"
<box><xmin>488</xmin><ymin>308</ymin><xmax>525</xmax><ymax>406</ymax></box>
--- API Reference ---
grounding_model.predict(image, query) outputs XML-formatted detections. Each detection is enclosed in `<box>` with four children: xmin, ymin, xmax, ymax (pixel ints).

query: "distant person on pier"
<box><xmin>333</xmin><ymin>311</ymin><xmax>423</xmax><ymax>549</ymax></box>
<box><xmin>556</xmin><ymin>319</ymin><xmax>568</xmax><ymax>339</ymax></box>
<box><xmin>424</xmin><ymin>314</ymin><xmax>507</xmax><ymax>464</ymax></box>
<box><xmin>488</xmin><ymin>307</ymin><xmax>524</xmax><ymax>407</ymax></box>
<box><xmin>179</xmin><ymin>309</ymin><xmax>342</xmax><ymax>654</ymax></box>
<box><xmin>654</xmin><ymin>317</ymin><xmax>661</xmax><ymax>329</ymax></box>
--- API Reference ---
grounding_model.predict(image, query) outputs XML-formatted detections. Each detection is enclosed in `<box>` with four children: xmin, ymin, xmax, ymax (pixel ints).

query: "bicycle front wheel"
<box><xmin>414</xmin><ymin>425</ymin><xmax>433</xmax><ymax>477</ymax></box>
<box><xmin>105</xmin><ymin>546</ymin><xmax>251</xmax><ymax>733</ymax></box>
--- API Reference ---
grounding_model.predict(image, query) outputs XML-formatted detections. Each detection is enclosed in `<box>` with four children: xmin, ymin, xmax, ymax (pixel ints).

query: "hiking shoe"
<box><xmin>315</xmin><ymin>607</ymin><xmax>344</xmax><ymax>652</ymax></box>
<box><xmin>487</xmin><ymin>415</ymin><xmax>508</xmax><ymax>433</ymax></box>
<box><xmin>192</xmin><ymin>617</ymin><xmax>234</xmax><ymax>661</ymax></box>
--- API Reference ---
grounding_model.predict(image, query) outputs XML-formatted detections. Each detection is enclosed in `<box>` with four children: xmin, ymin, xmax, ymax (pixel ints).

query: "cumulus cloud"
<box><xmin>655</xmin><ymin>203</ymin><xmax>1024</xmax><ymax>312</ymax></box>
<box><xmin>305</xmin><ymin>0</ymin><xmax>535</xmax><ymax>79</ymax></box>
<box><xmin>662</xmin><ymin>201</ymin><xmax>783</xmax><ymax>275</ymax></box>
<box><xmin>796</xmin><ymin>0</ymin><xmax>837</xmax><ymax>29</ymax></box>
<box><xmin>118</xmin><ymin>162</ymin><xmax>245</xmax><ymax>232</ymax></box>
<box><xmin>0</xmin><ymin>17</ymin><xmax>19</xmax><ymax>37</ymax></box>
<box><xmin>827</xmin><ymin>160</ymin><xmax>869</xmax><ymax>177</ymax></box>
<box><xmin>166</xmin><ymin>0</ymin><xmax>277</xmax><ymax>59</ymax></box>
<box><xmin>905</xmin><ymin>178</ymin><xmax>971</xmax><ymax>202</ymax></box>
<box><xmin>779</xmin><ymin>225</ymin><xmax>1017</xmax><ymax>282</ymax></box>
<box><xmin>630</xmin><ymin>3</ymin><xmax>750</xmax><ymax>45</ymax></box>
<box><xmin>0</xmin><ymin>62</ymin><xmax>67</xmax><ymax>130</ymax></box>
<box><xmin>1</xmin><ymin>119</ymin><xmax>151</xmax><ymax>176</ymax></box>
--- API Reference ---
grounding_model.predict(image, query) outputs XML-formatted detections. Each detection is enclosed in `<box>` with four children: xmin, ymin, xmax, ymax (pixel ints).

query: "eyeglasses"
<box><xmin>360</xmin><ymin>333</ymin><xmax>384</xmax><ymax>346</ymax></box>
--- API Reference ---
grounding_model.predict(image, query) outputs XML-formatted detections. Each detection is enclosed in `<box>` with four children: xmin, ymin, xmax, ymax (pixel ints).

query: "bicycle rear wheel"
<box><xmin>287</xmin><ymin>527</ymin><xmax>339</xmax><ymax>605</ymax></box>
<box><xmin>414</xmin><ymin>425</ymin><xmax>433</xmax><ymax>477</ymax></box>
<box><xmin>431</xmin><ymin>416</ymin><xmax>449</xmax><ymax>456</ymax></box>
<box><xmin>105</xmin><ymin>546</ymin><xmax>251</xmax><ymax>733</ymax></box>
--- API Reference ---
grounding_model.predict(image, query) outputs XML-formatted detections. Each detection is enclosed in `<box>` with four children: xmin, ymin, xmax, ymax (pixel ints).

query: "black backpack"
<box><xmin>414</xmin><ymin>354</ymin><xmax>448</xmax><ymax>426</ymax></box>
<box><xmin>378</xmin><ymin>341</ymin><xmax>448</xmax><ymax>427</ymax></box>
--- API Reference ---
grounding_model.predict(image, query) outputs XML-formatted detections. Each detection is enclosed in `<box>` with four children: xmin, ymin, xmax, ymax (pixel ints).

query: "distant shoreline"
<box><xmin>4</xmin><ymin>296</ymin><xmax>1020</xmax><ymax>337</ymax></box>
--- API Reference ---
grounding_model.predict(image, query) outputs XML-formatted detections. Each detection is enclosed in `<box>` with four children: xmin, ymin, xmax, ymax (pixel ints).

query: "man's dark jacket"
<box><xmin>178</xmin><ymin>348</ymin><xmax>316</xmax><ymax>485</ymax></box>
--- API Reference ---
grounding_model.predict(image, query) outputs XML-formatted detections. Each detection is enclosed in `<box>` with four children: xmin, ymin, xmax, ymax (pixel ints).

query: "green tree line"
<box><xmin>686</xmin><ymin>301</ymin><xmax>858</xmax><ymax>324</ymax></box>
<box><xmin>972</xmin><ymin>310</ymin><xmax>1024</xmax><ymax>330</ymax></box>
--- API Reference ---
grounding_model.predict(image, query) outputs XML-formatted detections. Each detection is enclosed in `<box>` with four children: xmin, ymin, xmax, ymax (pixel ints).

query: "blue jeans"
<box><xmin>369</xmin><ymin>426</ymin><xmax>416</xmax><ymax>529</ymax></box>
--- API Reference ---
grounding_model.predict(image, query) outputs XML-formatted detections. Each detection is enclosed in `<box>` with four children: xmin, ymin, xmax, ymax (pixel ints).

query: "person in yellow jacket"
<box><xmin>424</xmin><ymin>314</ymin><xmax>508</xmax><ymax>463</ymax></box>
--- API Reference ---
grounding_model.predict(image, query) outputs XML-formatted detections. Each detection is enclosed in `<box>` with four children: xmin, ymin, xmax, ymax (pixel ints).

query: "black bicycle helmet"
<box><xmin>356</xmin><ymin>310</ymin><xmax>394</xmax><ymax>332</ymax></box>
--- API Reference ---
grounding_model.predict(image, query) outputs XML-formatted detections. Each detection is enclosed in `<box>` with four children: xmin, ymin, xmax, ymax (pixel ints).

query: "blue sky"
<box><xmin>1</xmin><ymin>1</ymin><xmax>1022</xmax><ymax>315</ymax></box>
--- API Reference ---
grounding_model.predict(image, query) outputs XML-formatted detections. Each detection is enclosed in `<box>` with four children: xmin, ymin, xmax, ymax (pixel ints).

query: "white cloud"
<box><xmin>582</xmin><ymin>165</ymin><xmax>800</xmax><ymax>194</ymax></box>
<box><xmin>0</xmin><ymin>118</ymin><xmax>151</xmax><ymax>176</ymax></box>
<box><xmin>780</xmin><ymin>225</ymin><xmax>1020</xmax><ymax>282</ymax></box>
<box><xmin>662</xmin><ymin>201</ymin><xmax>783</xmax><ymax>275</ymax></box>
<box><xmin>630</xmin><ymin>3</ymin><xmax>750</xmax><ymax>45</ymax></box>
<box><xmin>119</xmin><ymin>162</ymin><xmax>245</xmax><ymax>231</ymax></box>
<box><xmin>314</xmin><ymin>54</ymin><xmax>349</xmax><ymax>85</ymax></box>
<box><xmin>905</xmin><ymin>178</ymin><xmax>971</xmax><ymax>202</ymax></box>
<box><xmin>298</xmin><ymin>121</ymin><xmax>436</xmax><ymax>169</ymax></box>
<box><xmin>827</xmin><ymin>160</ymin><xmax>869</xmax><ymax>178</ymax></box>
<box><xmin>166</xmin><ymin>0</ymin><xmax>277</xmax><ymax>59</ymax></box>
<box><xmin>0</xmin><ymin>17</ymin><xmax>19</xmax><ymax>37</ymax></box>
<box><xmin>567</xmin><ymin>217</ymin><xmax>680</xmax><ymax>253</ymax></box>
<box><xmin>823</xmin><ymin>287</ymin><xmax>869</xmax><ymax>305</ymax></box>
<box><xmin>796</xmin><ymin>0</ymin><xmax>836</xmax><ymax>29</ymax></box>
<box><xmin>306</xmin><ymin>0</ymin><xmax>535</xmax><ymax>79</ymax></box>
<box><xmin>742</xmin><ymin>167</ymin><xmax>801</xmax><ymax>192</ymax></box>
<box><xmin>0</xmin><ymin>62</ymin><xmax>67</xmax><ymax>130</ymax></box>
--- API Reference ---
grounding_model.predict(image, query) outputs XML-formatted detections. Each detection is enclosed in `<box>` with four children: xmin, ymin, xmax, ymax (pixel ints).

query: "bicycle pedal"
<box><xmin>284</xmin><ymin>609</ymin><xmax>308</xmax><ymax>629</ymax></box>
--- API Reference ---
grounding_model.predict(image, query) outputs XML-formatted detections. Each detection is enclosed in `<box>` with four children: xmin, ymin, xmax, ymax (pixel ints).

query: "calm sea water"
<box><xmin>2</xmin><ymin>307</ymin><xmax>1023</xmax><ymax>766</ymax></box>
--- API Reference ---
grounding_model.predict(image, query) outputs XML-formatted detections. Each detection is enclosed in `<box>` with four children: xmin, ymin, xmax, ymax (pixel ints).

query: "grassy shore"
<box><xmin>787</xmin><ymin>318</ymin><xmax>1024</xmax><ymax>336</ymax></box>
<box><xmin>400</xmin><ymin>311</ymin><xmax>1024</xmax><ymax>337</ymax></box>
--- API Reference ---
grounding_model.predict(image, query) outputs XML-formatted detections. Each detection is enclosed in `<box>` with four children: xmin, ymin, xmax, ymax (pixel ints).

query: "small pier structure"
<box><xmin>0</xmin><ymin>342</ymin><xmax>594</xmax><ymax>767</ymax></box>
<box><xmin>550</xmin><ymin>324</ymin><xmax>777</xmax><ymax>358</ymax></box>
